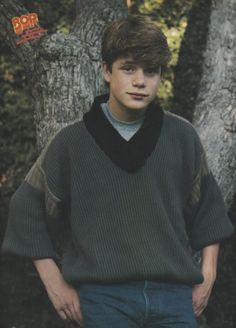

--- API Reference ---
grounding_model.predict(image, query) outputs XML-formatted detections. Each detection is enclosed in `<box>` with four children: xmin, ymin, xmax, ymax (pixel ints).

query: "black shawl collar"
<box><xmin>83</xmin><ymin>94</ymin><xmax>164</xmax><ymax>173</ymax></box>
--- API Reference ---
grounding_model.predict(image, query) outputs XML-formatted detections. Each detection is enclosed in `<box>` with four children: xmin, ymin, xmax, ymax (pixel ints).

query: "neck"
<box><xmin>108</xmin><ymin>101</ymin><xmax>147</xmax><ymax>122</ymax></box>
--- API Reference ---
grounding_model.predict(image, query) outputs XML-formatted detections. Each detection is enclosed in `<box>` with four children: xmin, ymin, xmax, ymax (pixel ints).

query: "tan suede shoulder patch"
<box><xmin>25</xmin><ymin>156</ymin><xmax>61</xmax><ymax>218</ymax></box>
<box><xmin>188</xmin><ymin>151</ymin><xmax>210</xmax><ymax>207</ymax></box>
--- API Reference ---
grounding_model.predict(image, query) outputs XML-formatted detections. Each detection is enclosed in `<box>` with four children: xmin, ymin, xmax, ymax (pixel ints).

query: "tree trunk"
<box><xmin>193</xmin><ymin>0</ymin><xmax>236</xmax><ymax>208</ymax></box>
<box><xmin>192</xmin><ymin>0</ymin><xmax>236</xmax><ymax>326</ymax></box>
<box><xmin>0</xmin><ymin>0</ymin><xmax>127</xmax><ymax>150</ymax></box>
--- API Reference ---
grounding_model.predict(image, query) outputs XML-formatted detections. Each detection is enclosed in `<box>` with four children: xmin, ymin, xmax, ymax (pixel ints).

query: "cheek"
<box><xmin>114</xmin><ymin>79</ymin><xmax>128</xmax><ymax>90</ymax></box>
<box><xmin>110</xmin><ymin>81</ymin><xmax>124</xmax><ymax>95</ymax></box>
<box><xmin>151</xmin><ymin>79</ymin><xmax>161</xmax><ymax>90</ymax></box>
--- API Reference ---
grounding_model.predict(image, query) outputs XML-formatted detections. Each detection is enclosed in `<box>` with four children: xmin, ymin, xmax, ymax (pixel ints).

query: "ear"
<box><xmin>101</xmin><ymin>62</ymin><xmax>111</xmax><ymax>83</ymax></box>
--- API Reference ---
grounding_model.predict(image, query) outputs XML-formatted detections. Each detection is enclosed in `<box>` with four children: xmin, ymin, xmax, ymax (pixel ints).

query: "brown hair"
<box><xmin>101</xmin><ymin>15</ymin><xmax>171</xmax><ymax>72</ymax></box>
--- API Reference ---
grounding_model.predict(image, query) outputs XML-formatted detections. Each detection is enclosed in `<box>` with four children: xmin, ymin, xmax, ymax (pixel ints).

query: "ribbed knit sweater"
<box><xmin>2</xmin><ymin>95</ymin><xmax>234</xmax><ymax>285</ymax></box>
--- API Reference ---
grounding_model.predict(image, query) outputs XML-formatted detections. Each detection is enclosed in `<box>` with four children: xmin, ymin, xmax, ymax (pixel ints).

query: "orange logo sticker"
<box><xmin>11</xmin><ymin>13</ymin><xmax>47</xmax><ymax>45</ymax></box>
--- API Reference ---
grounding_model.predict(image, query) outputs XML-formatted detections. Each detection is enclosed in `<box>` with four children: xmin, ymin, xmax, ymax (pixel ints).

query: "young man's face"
<box><xmin>102</xmin><ymin>58</ymin><xmax>161</xmax><ymax>121</ymax></box>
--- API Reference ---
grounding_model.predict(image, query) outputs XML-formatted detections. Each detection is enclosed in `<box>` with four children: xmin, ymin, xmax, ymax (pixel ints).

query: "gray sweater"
<box><xmin>2</xmin><ymin>96</ymin><xmax>234</xmax><ymax>285</ymax></box>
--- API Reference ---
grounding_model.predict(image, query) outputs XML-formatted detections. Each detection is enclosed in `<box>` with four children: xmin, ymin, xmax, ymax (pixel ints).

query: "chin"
<box><xmin>128</xmin><ymin>107</ymin><xmax>147</xmax><ymax>111</ymax></box>
<box><xmin>126</xmin><ymin>102</ymin><xmax>149</xmax><ymax>111</ymax></box>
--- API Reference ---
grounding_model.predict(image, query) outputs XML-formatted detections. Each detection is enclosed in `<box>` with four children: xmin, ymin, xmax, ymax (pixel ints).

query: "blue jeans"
<box><xmin>78</xmin><ymin>281</ymin><xmax>197</xmax><ymax>328</ymax></box>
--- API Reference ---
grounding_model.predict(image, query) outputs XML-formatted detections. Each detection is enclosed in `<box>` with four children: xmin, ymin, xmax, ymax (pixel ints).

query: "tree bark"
<box><xmin>193</xmin><ymin>0</ymin><xmax>236</xmax><ymax>209</ymax></box>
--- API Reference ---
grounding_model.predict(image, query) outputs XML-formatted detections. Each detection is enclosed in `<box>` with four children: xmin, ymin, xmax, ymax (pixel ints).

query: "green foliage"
<box><xmin>0</xmin><ymin>52</ymin><xmax>37</xmax><ymax>192</ymax></box>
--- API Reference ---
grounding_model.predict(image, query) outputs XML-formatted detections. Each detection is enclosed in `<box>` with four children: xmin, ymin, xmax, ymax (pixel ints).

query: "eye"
<box><xmin>144</xmin><ymin>68</ymin><xmax>158</xmax><ymax>76</ymax></box>
<box><xmin>121</xmin><ymin>65</ymin><xmax>136</xmax><ymax>73</ymax></box>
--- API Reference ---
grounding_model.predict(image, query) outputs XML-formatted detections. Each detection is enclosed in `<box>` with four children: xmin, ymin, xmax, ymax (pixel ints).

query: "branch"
<box><xmin>0</xmin><ymin>0</ymin><xmax>47</xmax><ymax>73</ymax></box>
<box><xmin>73</xmin><ymin>0</ymin><xmax>127</xmax><ymax>33</ymax></box>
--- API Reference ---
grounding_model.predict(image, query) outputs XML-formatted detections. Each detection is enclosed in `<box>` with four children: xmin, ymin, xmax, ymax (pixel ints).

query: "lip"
<box><xmin>127</xmin><ymin>92</ymin><xmax>148</xmax><ymax>97</ymax></box>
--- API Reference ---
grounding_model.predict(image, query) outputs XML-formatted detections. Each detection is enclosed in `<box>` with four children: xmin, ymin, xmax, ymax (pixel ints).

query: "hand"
<box><xmin>45</xmin><ymin>276</ymin><xmax>83</xmax><ymax>324</ymax></box>
<box><xmin>34</xmin><ymin>259</ymin><xmax>83</xmax><ymax>324</ymax></box>
<box><xmin>192</xmin><ymin>270</ymin><xmax>215</xmax><ymax>317</ymax></box>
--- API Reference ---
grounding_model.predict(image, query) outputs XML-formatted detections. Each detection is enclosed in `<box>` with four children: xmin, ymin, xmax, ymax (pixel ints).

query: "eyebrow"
<box><xmin>120</xmin><ymin>61</ymin><xmax>158</xmax><ymax>69</ymax></box>
<box><xmin>119</xmin><ymin>60</ymin><xmax>161</xmax><ymax>73</ymax></box>
<box><xmin>120</xmin><ymin>60</ymin><xmax>136</xmax><ymax>65</ymax></box>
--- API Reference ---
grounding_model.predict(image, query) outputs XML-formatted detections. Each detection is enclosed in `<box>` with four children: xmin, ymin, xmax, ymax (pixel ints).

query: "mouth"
<box><xmin>127</xmin><ymin>92</ymin><xmax>148</xmax><ymax>97</ymax></box>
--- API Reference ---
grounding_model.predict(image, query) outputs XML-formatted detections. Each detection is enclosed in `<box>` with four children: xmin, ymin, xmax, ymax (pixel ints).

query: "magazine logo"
<box><xmin>12</xmin><ymin>13</ymin><xmax>47</xmax><ymax>45</ymax></box>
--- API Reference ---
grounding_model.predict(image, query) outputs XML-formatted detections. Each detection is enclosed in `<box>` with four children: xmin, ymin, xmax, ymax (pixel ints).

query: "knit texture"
<box><xmin>2</xmin><ymin>96</ymin><xmax>234</xmax><ymax>286</ymax></box>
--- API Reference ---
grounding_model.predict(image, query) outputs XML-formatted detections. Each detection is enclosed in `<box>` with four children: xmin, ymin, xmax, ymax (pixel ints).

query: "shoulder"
<box><xmin>163</xmin><ymin>110</ymin><xmax>193</xmax><ymax>130</ymax></box>
<box><xmin>35</xmin><ymin>120</ymin><xmax>87</xmax><ymax>167</ymax></box>
<box><xmin>163</xmin><ymin>110</ymin><xmax>201</xmax><ymax>142</ymax></box>
<box><xmin>52</xmin><ymin>119</ymin><xmax>85</xmax><ymax>140</ymax></box>
<box><xmin>45</xmin><ymin>119</ymin><xmax>86</xmax><ymax>149</ymax></box>
<box><xmin>161</xmin><ymin>110</ymin><xmax>205</xmax><ymax>162</ymax></box>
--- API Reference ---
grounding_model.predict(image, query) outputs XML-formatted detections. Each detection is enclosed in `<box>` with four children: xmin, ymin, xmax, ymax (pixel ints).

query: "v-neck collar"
<box><xmin>83</xmin><ymin>94</ymin><xmax>164</xmax><ymax>172</ymax></box>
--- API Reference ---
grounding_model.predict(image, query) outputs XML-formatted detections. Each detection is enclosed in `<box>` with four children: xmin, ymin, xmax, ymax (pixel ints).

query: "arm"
<box><xmin>192</xmin><ymin>243</ymin><xmax>219</xmax><ymax>316</ymax></box>
<box><xmin>34</xmin><ymin>258</ymin><xmax>83</xmax><ymax>324</ymax></box>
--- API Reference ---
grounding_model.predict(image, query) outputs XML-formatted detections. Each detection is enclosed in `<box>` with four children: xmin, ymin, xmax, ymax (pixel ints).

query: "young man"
<box><xmin>2</xmin><ymin>15</ymin><xmax>234</xmax><ymax>327</ymax></box>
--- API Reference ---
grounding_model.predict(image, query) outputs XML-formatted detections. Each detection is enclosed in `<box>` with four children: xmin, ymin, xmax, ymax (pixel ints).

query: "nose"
<box><xmin>132</xmin><ymin>69</ymin><xmax>146</xmax><ymax>87</ymax></box>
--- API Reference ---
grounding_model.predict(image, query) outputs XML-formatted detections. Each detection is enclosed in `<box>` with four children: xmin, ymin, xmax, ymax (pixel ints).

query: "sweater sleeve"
<box><xmin>185</xmin><ymin>137</ymin><xmax>234</xmax><ymax>251</ymax></box>
<box><xmin>1</xmin><ymin>129</ymin><xmax>69</xmax><ymax>259</ymax></box>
